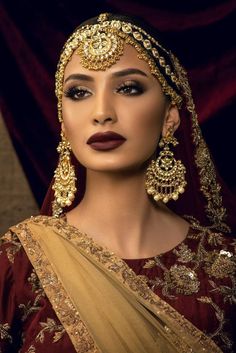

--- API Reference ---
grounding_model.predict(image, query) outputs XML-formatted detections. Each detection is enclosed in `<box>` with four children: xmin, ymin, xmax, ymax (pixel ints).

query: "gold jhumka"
<box><xmin>52</xmin><ymin>132</ymin><xmax>77</xmax><ymax>217</ymax></box>
<box><xmin>146</xmin><ymin>129</ymin><xmax>187</xmax><ymax>203</ymax></box>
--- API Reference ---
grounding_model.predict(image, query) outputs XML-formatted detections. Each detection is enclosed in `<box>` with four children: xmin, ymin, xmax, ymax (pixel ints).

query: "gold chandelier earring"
<box><xmin>145</xmin><ymin>128</ymin><xmax>187</xmax><ymax>203</ymax></box>
<box><xmin>52</xmin><ymin>131</ymin><xmax>77</xmax><ymax>217</ymax></box>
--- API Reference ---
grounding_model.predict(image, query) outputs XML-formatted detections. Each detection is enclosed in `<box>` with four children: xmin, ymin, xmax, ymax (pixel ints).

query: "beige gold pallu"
<box><xmin>11</xmin><ymin>216</ymin><xmax>223</xmax><ymax>353</ymax></box>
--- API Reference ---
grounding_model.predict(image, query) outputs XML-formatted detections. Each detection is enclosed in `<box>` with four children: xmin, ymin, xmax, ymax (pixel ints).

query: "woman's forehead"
<box><xmin>64</xmin><ymin>43</ymin><xmax>153</xmax><ymax>80</ymax></box>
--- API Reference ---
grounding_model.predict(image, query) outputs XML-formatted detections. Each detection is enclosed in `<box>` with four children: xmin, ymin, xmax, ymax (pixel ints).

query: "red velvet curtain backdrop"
<box><xmin>0</xmin><ymin>0</ymin><xmax>236</xmax><ymax>206</ymax></box>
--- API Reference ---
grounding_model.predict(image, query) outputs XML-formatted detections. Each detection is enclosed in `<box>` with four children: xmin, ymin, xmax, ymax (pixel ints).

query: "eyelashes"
<box><xmin>63</xmin><ymin>81</ymin><xmax>144</xmax><ymax>101</ymax></box>
<box><xmin>64</xmin><ymin>86</ymin><xmax>91</xmax><ymax>100</ymax></box>
<box><xmin>115</xmin><ymin>81</ymin><xmax>144</xmax><ymax>96</ymax></box>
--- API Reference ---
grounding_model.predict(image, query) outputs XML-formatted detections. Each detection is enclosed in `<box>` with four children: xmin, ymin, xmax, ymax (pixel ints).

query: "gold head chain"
<box><xmin>55</xmin><ymin>12</ymin><xmax>183</xmax><ymax>122</ymax></box>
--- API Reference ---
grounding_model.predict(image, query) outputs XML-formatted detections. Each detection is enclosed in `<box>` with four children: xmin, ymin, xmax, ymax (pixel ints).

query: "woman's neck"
<box><xmin>66</xmin><ymin>170</ymin><xmax>189</xmax><ymax>259</ymax></box>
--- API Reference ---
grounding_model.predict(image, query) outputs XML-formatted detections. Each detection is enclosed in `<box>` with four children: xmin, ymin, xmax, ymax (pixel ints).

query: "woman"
<box><xmin>0</xmin><ymin>12</ymin><xmax>235</xmax><ymax>353</ymax></box>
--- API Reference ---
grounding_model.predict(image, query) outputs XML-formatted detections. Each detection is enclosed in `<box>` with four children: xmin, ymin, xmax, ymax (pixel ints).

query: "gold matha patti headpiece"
<box><xmin>76</xmin><ymin>26</ymin><xmax>124</xmax><ymax>70</ymax></box>
<box><xmin>55</xmin><ymin>13</ymin><xmax>183</xmax><ymax>122</ymax></box>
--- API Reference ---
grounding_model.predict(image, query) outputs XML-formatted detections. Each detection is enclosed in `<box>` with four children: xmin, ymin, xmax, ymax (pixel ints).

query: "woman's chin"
<box><xmin>84</xmin><ymin>162</ymin><xmax>148</xmax><ymax>175</ymax></box>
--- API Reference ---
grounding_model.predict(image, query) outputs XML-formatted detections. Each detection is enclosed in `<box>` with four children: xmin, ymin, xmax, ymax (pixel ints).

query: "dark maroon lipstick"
<box><xmin>87</xmin><ymin>131</ymin><xmax>126</xmax><ymax>151</ymax></box>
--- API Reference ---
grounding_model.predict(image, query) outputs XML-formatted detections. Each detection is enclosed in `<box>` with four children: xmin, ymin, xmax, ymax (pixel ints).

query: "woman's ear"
<box><xmin>162</xmin><ymin>104</ymin><xmax>180</xmax><ymax>137</ymax></box>
<box><xmin>61</xmin><ymin>122</ymin><xmax>65</xmax><ymax>134</ymax></box>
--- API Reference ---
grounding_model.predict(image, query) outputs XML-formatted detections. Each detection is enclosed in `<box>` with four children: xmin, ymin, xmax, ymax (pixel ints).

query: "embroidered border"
<box><xmin>12</xmin><ymin>218</ymin><xmax>99</xmax><ymax>353</ymax></box>
<box><xmin>13</xmin><ymin>216</ymin><xmax>223</xmax><ymax>353</ymax></box>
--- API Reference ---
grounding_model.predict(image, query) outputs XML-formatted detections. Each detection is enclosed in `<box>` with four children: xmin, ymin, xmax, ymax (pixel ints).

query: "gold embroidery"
<box><xmin>26</xmin><ymin>345</ymin><xmax>36</xmax><ymax>353</ymax></box>
<box><xmin>143</xmin><ymin>259</ymin><xmax>157</xmax><ymax>269</ymax></box>
<box><xmin>19</xmin><ymin>269</ymin><xmax>45</xmax><ymax>322</ymax></box>
<box><xmin>36</xmin><ymin>318</ymin><xmax>65</xmax><ymax>343</ymax></box>
<box><xmin>0</xmin><ymin>230</ymin><xmax>13</xmax><ymax>243</ymax></box>
<box><xmin>171</xmin><ymin>58</ymin><xmax>230</xmax><ymax>232</ymax></box>
<box><xmin>164</xmin><ymin>265</ymin><xmax>200</xmax><ymax>295</ymax></box>
<box><xmin>19</xmin><ymin>301</ymin><xmax>42</xmax><ymax>322</ymax></box>
<box><xmin>13</xmin><ymin>216</ymin><xmax>224</xmax><ymax>353</ymax></box>
<box><xmin>28</xmin><ymin>269</ymin><xmax>44</xmax><ymax>293</ymax></box>
<box><xmin>0</xmin><ymin>232</ymin><xmax>22</xmax><ymax>264</ymax></box>
<box><xmin>13</xmin><ymin>217</ymin><xmax>99</xmax><ymax>353</ymax></box>
<box><xmin>204</xmin><ymin>250</ymin><xmax>235</xmax><ymax>279</ymax></box>
<box><xmin>141</xmin><ymin>218</ymin><xmax>235</xmax><ymax>351</ymax></box>
<box><xmin>197</xmin><ymin>297</ymin><xmax>233</xmax><ymax>351</ymax></box>
<box><xmin>143</xmin><ymin>235</ymin><xmax>200</xmax><ymax>297</ymax></box>
<box><xmin>173</xmin><ymin>243</ymin><xmax>195</xmax><ymax>263</ymax></box>
<box><xmin>0</xmin><ymin>323</ymin><xmax>12</xmax><ymax>343</ymax></box>
<box><xmin>145</xmin><ymin>263</ymin><xmax>200</xmax><ymax>298</ymax></box>
<box><xmin>209</xmin><ymin>279</ymin><xmax>236</xmax><ymax>305</ymax></box>
<box><xmin>207</xmin><ymin>232</ymin><xmax>224</xmax><ymax>247</ymax></box>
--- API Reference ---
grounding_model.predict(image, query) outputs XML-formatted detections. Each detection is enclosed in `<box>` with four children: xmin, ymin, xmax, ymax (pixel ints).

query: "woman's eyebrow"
<box><xmin>64</xmin><ymin>68</ymin><xmax>148</xmax><ymax>84</ymax></box>
<box><xmin>64</xmin><ymin>73</ymin><xmax>94</xmax><ymax>83</ymax></box>
<box><xmin>112</xmin><ymin>68</ymin><xmax>148</xmax><ymax>78</ymax></box>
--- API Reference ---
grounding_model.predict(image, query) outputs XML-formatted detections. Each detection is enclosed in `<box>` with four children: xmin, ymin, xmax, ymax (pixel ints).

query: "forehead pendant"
<box><xmin>76</xmin><ymin>18</ymin><xmax>124</xmax><ymax>70</ymax></box>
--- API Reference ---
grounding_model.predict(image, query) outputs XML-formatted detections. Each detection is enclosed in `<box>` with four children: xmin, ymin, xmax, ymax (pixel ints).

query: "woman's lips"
<box><xmin>87</xmin><ymin>131</ymin><xmax>126</xmax><ymax>151</ymax></box>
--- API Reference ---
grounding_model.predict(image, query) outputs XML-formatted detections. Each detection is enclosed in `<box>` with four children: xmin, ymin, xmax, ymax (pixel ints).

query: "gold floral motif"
<box><xmin>0</xmin><ymin>230</ymin><xmax>13</xmax><ymax>243</ymax></box>
<box><xmin>147</xmin><ymin>277</ymin><xmax>176</xmax><ymax>300</ymax></box>
<box><xmin>204</xmin><ymin>250</ymin><xmax>235</xmax><ymax>279</ymax></box>
<box><xmin>36</xmin><ymin>318</ymin><xmax>65</xmax><ymax>343</ymax></box>
<box><xmin>26</xmin><ymin>345</ymin><xmax>36</xmax><ymax>353</ymax></box>
<box><xmin>19</xmin><ymin>269</ymin><xmax>46</xmax><ymax>322</ymax></box>
<box><xmin>143</xmin><ymin>259</ymin><xmax>157</xmax><ymax>269</ymax></box>
<box><xmin>197</xmin><ymin>297</ymin><xmax>233</xmax><ymax>351</ymax></box>
<box><xmin>173</xmin><ymin>243</ymin><xmax>195</xmax><ymax>263</ymax></box>
<box><xmin>5</xmin><ymin>242</ymin><xmax>22</xmax><ymax>264</ymax></box>
<box><xmin>19</xmin><ymin>300</ymin><xmax>42</xmax><ymax>322</ymax></box>
<box><xmin>0</xmin><ymin>323</ymin><xmax>12</xmax><ymax>343</ymax></box>
<box><xmin>207</xmin><ymin>232</ymin><xmax>224</xmax><ymax>246</ymax></box>
<box><xmin>0</xmin><ymin>232</ymin><xmax>22</xmax><ymax>264</ymax></box>
<box><xmin>28</xmin><ymin>269</ymin><xmax>44</xmax><ymax>293</ymax></box>
<box><xmin>209</xmin><ymin>279</ymin><xmax>236</xmax><ymax>305</ymax></box>
<box><xmin>164</xmin><ymin>265</ymin><xmax>200</xmax><ymax>295</ymax></box>
<box><xmin>141</xmin><ymin>219</ymin><xmax>235</xmax><ymax>351</ymax></box>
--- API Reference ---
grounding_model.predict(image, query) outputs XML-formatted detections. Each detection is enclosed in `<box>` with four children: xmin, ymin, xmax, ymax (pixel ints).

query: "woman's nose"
<box><xmin>93</xmin><ymin>116</ymin><xmax>114</xmax><ymax>125</ymax></box>
<box><xmin>92</xmin><ymin>91</ymin><xmax>117</xmax><ymax>126</ymax></box>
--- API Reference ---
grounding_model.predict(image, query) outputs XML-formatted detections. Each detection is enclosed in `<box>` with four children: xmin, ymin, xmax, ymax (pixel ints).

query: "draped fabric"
<box><xmin>0</xmin><ymin>0</ymin><xmax>236</xmax><ymax>206</ymax></box>
<box><xmin>1</xmin><ymin>215</ymin><xmax>235</xmax><ymax>352</ymax></box>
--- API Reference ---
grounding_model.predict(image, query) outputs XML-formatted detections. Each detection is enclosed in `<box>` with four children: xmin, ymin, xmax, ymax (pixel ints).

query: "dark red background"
<box><xmin>0</xmin><ymin>0</ymin><xmax>235</xmax><ymax>206</ymax></box>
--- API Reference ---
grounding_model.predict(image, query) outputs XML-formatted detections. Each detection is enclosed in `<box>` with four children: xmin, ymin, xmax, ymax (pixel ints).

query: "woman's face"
<box><xmin>62</xmin><ymin>43</ymin><xmax>174</xmax><ymax>173</ymax></box>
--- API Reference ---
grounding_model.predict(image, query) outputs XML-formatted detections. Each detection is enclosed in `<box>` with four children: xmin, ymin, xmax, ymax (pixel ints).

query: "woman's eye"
<box><xmin>64</xmin><ymin>87</ymin><xmax>91</xmax><ymax>100</ymax></box>
<box><xmin>116</xmin><ymin>83</ymin><xmax>143</xmax><ymax>96</ymax></box>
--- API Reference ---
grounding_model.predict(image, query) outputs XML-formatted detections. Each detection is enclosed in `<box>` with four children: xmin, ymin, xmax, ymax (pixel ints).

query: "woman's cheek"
<box><xmin>62</xmin><ymin>109</ymin><xmax>83</xmax><ymax>140</ymax></box>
